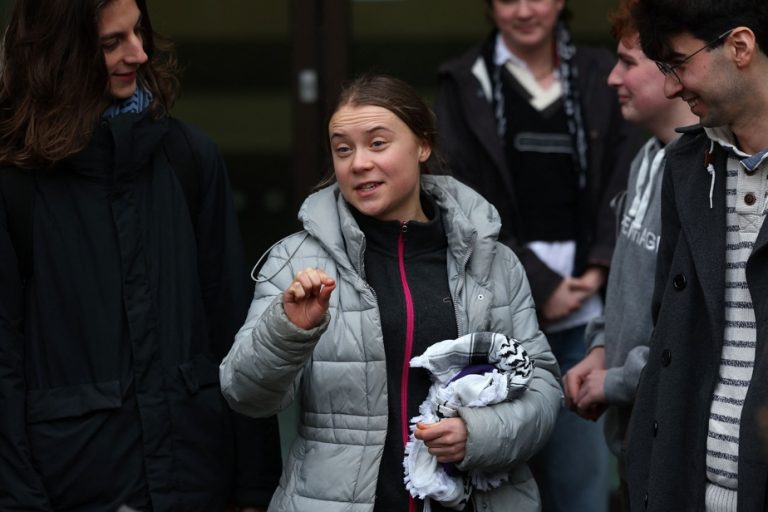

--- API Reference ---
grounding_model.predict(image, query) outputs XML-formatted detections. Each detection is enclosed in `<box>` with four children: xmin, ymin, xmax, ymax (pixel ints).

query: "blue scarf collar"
<box><xmin>102</xmin><ymin>85</ymin><xmax>153</xmax><ymax>119</ymax></box>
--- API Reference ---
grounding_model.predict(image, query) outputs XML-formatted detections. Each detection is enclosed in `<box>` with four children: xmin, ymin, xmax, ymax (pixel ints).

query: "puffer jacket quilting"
<box><xmin>220</xmin><ymin>174</ymin><xmax>561</xmax><ymax>511</ymax></box>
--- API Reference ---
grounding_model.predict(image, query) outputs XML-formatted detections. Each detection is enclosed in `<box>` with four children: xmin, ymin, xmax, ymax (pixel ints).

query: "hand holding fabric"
<box><xmin>414</xmin><ymin>419</ymin><xmax>468</xmax><ymax>464</ymax></box>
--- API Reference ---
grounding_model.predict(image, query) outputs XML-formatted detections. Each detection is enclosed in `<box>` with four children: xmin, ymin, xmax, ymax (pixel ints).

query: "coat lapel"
<box><xmin>673</xmin><ymin>137</ymin><xmax>727</xmax><ymax>346</ymax></box>
<box><xmin>458</xmin><ymin>57</ymin><xmax>515</xmax><ymax>197</ymax></box>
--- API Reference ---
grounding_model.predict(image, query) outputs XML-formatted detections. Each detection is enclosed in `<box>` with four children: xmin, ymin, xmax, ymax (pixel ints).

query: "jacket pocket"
<box><xmin>25</xmin><ymin>380</ymin><xmax>143</xmax><ymax>510</ymax></box>
<box><xmin>474</xmin><ymin>464</ymin><xmax>541</xmax><ymax>512</ymax></box>
<box><xmin>26</xmin><ymin>380</ymin><xmax>122</xmax><ymax>423</ymax></box>
<box><xmin>178</xmin><ymin>354</ymin><xmax>220</xmax><ymax>395</ymax></box>
<box><xmin>167</xmin><ymin>354</ymin><xmax>233</xmax><ymax>504</ymax></box>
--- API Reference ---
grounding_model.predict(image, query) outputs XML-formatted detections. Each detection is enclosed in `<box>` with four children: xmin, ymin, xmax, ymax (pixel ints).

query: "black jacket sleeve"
<box><xmin>435</xmin><ymin>68</ymin><xmax>564</xmax><ymax>305</ymax></box>
<box><xmin>185</xmin><ymin>124</ymin><xmax>282</xmax><ymax>507</ymax></box>
<box><xmin>0</xmin><ymin>177</ymin><xmax>53</xmax><ymax>510</ymax></box>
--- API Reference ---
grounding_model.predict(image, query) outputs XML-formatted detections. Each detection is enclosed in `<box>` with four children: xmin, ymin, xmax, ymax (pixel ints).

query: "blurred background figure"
<box><xmin>562</xmin><ymin>0</ymin><xmax>697</xmax><ymax>509</ymax></box>
<box><xmin>434</xmin><ymin>0</ymin><xmax>644</xmax><ymax>511</ymax></box>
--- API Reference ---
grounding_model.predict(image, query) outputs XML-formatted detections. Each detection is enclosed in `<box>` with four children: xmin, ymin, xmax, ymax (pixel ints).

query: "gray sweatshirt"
<box><xmin>585</xmin><ymin>137</ymin><xmax>666</xmax><ymax>455</ymax></box>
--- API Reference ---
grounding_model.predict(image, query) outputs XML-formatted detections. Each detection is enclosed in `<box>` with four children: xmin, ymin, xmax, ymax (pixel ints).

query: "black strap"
<box><xmin>1</xmin><ymin>117</ymin><xmax>203</xmax><ymax>282</ymax></box>
<box><xmin>0</xmin><ymin>167</ymin><xmax>34</xmax><ymax>280</ymax></box>
<box><xmin>162</xmin><ymin>117</ymin><xmax>202</xmax><ymax>224</ymax></box>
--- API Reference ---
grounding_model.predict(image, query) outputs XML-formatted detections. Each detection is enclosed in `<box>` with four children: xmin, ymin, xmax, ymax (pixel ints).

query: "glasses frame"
<box><xmin>655</xmin><ymin>29</ymin><xmax>734</xmax><ymax>83</ymax></box>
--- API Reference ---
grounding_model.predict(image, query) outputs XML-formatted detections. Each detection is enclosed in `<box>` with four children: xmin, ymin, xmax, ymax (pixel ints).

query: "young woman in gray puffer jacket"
<box><xmin>220</xmin><ymin>74</ymin><xmax>561</xmax><ymax>512</ymax></box>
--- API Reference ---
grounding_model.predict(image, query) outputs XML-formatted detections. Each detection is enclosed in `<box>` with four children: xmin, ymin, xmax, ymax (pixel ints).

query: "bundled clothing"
<box><xmin>585</xmin><ymin>137</ymin><xmax>665</xmax><ymax>455</ymax></box>
<box><xmin>220</xmin><ymin>175</ymin><xmax>561</xmax><ymax>512</ymax></box>
<box><xmin>404</xmin><ymin>332</ymin><xmax>534</xmax><ymax>510</ymax></box>
<box><xmin>626</xmin><ymin>125</ymin><xmax>768</xmax><ymax>511</ymax></box>
<box><xmin>0</xmin><ymin>108</ymin><xmax>281</xmax><ymax>510</ymax></box>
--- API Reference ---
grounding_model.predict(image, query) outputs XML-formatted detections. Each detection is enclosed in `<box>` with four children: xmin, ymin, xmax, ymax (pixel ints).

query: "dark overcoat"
<box><xmin>626</xmin><ymin>127</ymin><xmax>768</xmax><ymax>511</ymax></box>
<box><xmin>0</xmin><ymin>112</ymin><xmax>281</xmax><ymax>511</ymax></box>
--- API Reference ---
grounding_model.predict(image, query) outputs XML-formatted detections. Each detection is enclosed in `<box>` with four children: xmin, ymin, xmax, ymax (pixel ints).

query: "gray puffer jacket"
<box><xmin>220</xmin><ymin>175</ymin><xmax>561</xmax><ymax>511</ymax></box>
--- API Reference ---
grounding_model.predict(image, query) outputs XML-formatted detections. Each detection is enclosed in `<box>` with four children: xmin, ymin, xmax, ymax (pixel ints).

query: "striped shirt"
<box><xmin>705</xmin><ymin>152</ymin><xmax>767</xmax><ymax>511</ymax></box>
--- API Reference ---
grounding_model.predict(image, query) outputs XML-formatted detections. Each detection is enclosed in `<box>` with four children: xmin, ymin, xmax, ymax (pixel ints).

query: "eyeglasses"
<box><xmin>655</xmin><ymin>29</ymin><xmax>734</xmax><ymax>83</ymax></box>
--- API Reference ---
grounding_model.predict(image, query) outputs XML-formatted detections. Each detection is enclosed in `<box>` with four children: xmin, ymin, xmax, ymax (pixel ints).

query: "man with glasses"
<box><xmin>626</xmin><ymin>0</ymin><xmax>768</xmax><ymax>510</ymax></box>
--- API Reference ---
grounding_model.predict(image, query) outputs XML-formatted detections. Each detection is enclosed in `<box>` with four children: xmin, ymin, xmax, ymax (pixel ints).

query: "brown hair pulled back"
<box><xmin>317</xmin><ymin>74</ymin><xmax>444</xmax><ymax>189</ymax></box>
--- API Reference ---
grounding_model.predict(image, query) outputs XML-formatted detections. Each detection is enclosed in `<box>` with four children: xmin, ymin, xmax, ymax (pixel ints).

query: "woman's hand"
<box><xmin>540</xmin><ymin>277</ymin><xmax>589</xmax><ymax>323</ymax></box>
<box><xmin>569</xmin><ymin>266</ymin><xmax>607</xmax><ymax>296</ymax></box>
<box><xmin>414</xmin><ymin>418</ymin><xmax>468</xmax><ymax>464</ymax></box>
<box><xmin>540</xmin><ymin>266</ymin><xmax>608</xmax><ymax>324</ymax></box>
<box><xmin>283</xmin><ymin>267</ymin><xmax>336</xmax><ymax>330</ymax></box>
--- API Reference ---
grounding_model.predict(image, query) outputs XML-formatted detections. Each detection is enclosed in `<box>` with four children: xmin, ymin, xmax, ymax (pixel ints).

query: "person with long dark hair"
<box><xmin>0</xmin><ymin>0</ymin><xmax>281</xmax><ymax>509</ymax></box>
<box><xmin>220</xmin><ymin>74</ymin><xmax>561</xmax><ymax>512</ymax></box>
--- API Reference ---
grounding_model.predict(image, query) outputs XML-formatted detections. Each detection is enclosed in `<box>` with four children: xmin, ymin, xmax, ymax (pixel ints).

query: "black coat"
<box><xmin>435</xmin><ymin>39</ymin><xmax>644</xmax><ymax>305</ymax></box>
<box><xmin>0</xmin><ymin>112</ymin><xmax>281</xmax><ymax>511</ymax></box>
<box><xmin>625</xmin><ymin>127</ymin><xmax>768</xmax><ymax>511</ymax></box>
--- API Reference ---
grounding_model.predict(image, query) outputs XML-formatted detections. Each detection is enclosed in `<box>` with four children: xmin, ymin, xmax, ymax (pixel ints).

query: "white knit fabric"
<box><xmin>403</xmin><ymin>332</ymin><xmax>533</xmax><ymax>510</ymax></box>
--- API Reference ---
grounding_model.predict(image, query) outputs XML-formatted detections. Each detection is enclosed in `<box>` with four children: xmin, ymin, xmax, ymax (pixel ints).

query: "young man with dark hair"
<box><xmin>562</xmin><ymin>1</ymin><xmax>696</xmax><ymax>509</ymax></box>
<box><xmin>626</xmin><ymin>0</ymin><xmax>768</xmax><ymax>509</ymax></box>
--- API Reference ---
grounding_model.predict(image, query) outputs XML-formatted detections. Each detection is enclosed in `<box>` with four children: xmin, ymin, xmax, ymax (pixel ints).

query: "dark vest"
<box><xmin>501</xmin><ymin>69</ymin><xmax>579</xmax><ymax>242</ymax></box>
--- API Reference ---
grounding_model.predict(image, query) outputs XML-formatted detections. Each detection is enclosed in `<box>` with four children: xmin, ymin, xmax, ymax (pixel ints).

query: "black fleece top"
<box><xmin>351</xmin><ymin>196</ymin><xmax>463</xmax><ymax>512</ymax></box>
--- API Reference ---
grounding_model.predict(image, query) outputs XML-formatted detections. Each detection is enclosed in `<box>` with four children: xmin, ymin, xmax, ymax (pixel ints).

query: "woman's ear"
<box><xmin>419</xmin><ymin>140</ymin><xmax>432</xmax><ymax>162</ymax></box>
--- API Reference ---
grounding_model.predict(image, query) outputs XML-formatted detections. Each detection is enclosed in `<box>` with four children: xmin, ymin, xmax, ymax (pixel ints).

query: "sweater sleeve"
<box><xmin>585</xmin><ymin>315</ymin><xmax>606</xmax><ymax>350</ymax></box>
<box><xmin>456</xmin><ymin>246</ymin><xmax>561</xmax><ymax>472</ymax></box>
<box><xmin>0</xmin><ymin>176</ymin><xmax>53</xmax><ymax>510</ymax></box>
<box><xmin>220</xmin><ymin>236</ymin><xmax>330</xmax><ymax>419</ymax></box>
<box><xmin>604</xmin><ymin>345</ymin><xmax>650</xmax><ymax>405</ymax></box>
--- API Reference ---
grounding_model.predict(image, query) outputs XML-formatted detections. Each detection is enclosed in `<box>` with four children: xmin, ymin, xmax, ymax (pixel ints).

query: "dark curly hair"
<box><xmin>632</xmin><ymin>0</ymin><xmax>768</xmax><ymax>62</ymax></box>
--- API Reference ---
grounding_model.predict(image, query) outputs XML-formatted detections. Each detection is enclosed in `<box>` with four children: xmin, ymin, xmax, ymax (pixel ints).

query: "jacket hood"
<box><xmin>297</xmin><ymin>174</ymin><xmax>501</xmax><ymax>283</ymax></box>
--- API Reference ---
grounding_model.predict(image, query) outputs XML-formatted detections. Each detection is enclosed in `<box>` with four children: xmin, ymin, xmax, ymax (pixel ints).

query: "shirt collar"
<box><xmin>494</xmin><ymin>33</ymin><xmax>527</xmax><ymax>69</ymax></box>
<box><xmin>705</xmin><ymin>126</ymin><xmax>768</xmax><ymax>172</ymax></box>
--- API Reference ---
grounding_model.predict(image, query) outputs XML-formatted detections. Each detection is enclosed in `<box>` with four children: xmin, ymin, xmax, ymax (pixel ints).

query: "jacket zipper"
<box><xmin>397</xmin><ymin>222</ymin><xmax>417</xmax><ymax>512</ymax></box>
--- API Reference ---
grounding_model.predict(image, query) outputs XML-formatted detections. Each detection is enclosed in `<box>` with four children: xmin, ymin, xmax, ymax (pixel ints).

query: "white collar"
<box><xmin>494</xmin><ymin>33</ymin><xmax>528</xmax><ymax>69</ymax></box>
<box><xmin>704</xmin><ymin>126</ymin><xmax>751</xmax><ymax>158</ymax></box>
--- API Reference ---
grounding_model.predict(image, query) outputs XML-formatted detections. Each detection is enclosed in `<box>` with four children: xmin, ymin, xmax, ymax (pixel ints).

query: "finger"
<box><xmin>428</xmin><ymin>445</ymin><xmax>462</xmax><ymax>457</ymax></box>
<box><xmin>428</xmin><ymin>446</ymin><xmax>465</xmax><ymax>463</ymax></box>
<box><xmin>284</xmin><ymin>279</ymin><xmax>307</xmax><ymax>302</ymax></box>
<box><xmin>318</xmin><ymin>279</ymin><xmax>336</xmax><ymax>305</ymax></box>
<box><xmin>414</xmin><ymin>423</ymin><xmax>442</xmax><ymax>441</ymax></box>
<box><xmin>562</xmin><ymin>372</ymin><xmax>579</xmax><ymax>401</ymax></box>
<box><xmin>295</xmin><ymin>268</ymin><xmax>322</xmax><ymax>295</ymax></box>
